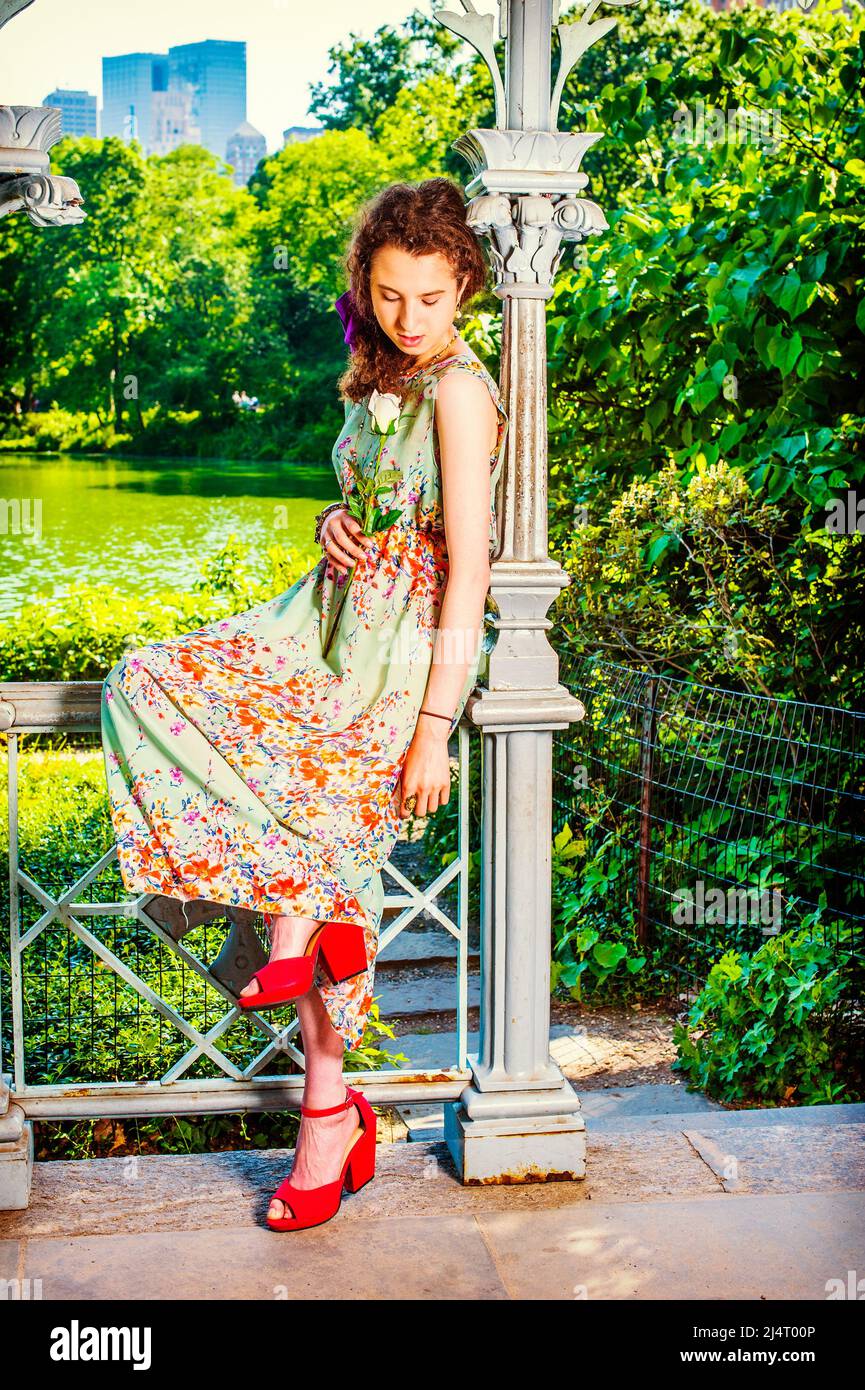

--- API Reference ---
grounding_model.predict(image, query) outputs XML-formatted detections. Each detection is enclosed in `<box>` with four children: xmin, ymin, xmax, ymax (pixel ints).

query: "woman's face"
<box><xmin>370</xmin><ymin>245</ymin><xmax>466</xmax><ymax>362</ymax></box>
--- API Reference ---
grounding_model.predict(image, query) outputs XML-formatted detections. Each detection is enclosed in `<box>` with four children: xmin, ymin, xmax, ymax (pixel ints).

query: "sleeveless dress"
<box><xmin>100</xmin><ymin>350</ymin><xmax>509</xmax><ymax>1051</ymax></box>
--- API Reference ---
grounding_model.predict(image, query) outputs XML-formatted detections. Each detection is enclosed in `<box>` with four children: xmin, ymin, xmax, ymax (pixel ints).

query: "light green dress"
<box><xmin>101</xmin><ymin>349</ymin><xmax>508</xmax><ymax>1051</ymax></box>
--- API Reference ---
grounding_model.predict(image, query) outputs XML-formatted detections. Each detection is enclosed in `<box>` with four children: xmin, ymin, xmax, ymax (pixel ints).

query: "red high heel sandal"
<box><xmin>238</xmin><ymin>919</ymin><xmax>368</xmax><ymax>1010</ymax></box>
<box><xmin>267</xmin><ymin>1084</ymin><xmax>376</xmax><ymax>1232</ymax></box>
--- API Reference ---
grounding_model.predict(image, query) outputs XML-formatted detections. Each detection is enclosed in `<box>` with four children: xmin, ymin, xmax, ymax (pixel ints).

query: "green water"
<box><xmin>0</xmin><ymin>454</ymin><xmax>340</xmax><ymax>620</ymax></box>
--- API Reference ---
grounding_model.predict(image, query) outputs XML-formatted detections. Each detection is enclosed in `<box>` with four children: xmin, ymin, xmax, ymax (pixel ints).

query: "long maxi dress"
<box><xmin>100</xmin><ymin>350</ymin><xmax>509</xmax><ymax>1051</ymax></box>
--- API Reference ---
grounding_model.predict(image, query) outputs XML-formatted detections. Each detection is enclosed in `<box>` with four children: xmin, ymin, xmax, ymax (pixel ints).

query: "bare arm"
<box><xmin>398</xmin><ymin>371</ymin><xmax>497</xmax><ymax>818</ymax></box>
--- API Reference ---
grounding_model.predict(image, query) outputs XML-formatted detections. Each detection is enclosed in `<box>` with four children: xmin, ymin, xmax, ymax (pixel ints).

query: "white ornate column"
<box><xmin>0</xmin><ymin>2</ymin><xmax>85</xmax><ymax>227</ymax></box>
<box><xmin>438</xmin><ymin>0</ymin><xmax>635</xmax><ymax>1182</ymax></box>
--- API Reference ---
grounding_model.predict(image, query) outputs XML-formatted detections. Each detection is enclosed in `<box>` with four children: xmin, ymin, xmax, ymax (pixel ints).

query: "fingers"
<box><xmin>399</xmin><ymin>785</ymin><xmax>450</xmax><ymax>819</ymax></box>
<box><xmin>324</xmin><ymin>513</ymin><xmax>377</xmax><ymax>573</ymax></box>
<box><xmin>338</xmin><ymin>516</ymin><xmax>377</xmax><ymax>562</ymax></box>
<box><xmin>320</xmin><ymin>512</ymin><xmax>350</xmax><ymax>573</ymax></box>
<box><xmin>324</xmin><ymin>535</ymin><xmax>354</xmax><ymax>574</ymax></box>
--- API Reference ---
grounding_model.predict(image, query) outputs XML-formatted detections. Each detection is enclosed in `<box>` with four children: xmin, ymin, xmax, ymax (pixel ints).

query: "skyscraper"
<box><xmin>42</xmin><ymin>88</ymin><xmax>98</xmax><ymax>138</ymax></box>
<box><xmin>151</xmin><ymin>89</ymin><xmax>201</xmax><ymax>158</ymax></box>
<box><xmin>226</xmin><ymin>120</ymin><xmax>267</xmax><ymax>186</ymax></box>
<box><xmin>283</xmin><ymin>126</ymin><xmax>324</xmax><ymax>146</ymax></box>
<box><xmin>168</xmin><ymin>40</ymin><xmax>246</xmax><ymax>164</ymax></box>
<box><xmin>100</xmin><ymin>40</ymin><xmax>248</xmax><ymax>163</ymax></box>
<box><xmin>102</xmin><ymin>53</ymin><xmax>168</xmax><ymax>149</ymax></box>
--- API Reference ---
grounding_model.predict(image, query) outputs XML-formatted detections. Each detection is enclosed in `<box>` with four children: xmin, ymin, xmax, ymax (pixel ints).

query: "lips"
<box><xmin>399</xmin><ymin>334</ymin><xmax>422</xmax><ymax>345</ymax></box>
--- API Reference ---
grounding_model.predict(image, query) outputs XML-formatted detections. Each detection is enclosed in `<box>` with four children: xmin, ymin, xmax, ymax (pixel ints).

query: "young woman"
<box><xmin>100</xmin><ymin>177</ymin><xmax>509</xmax><ymax>1231</ymax></box>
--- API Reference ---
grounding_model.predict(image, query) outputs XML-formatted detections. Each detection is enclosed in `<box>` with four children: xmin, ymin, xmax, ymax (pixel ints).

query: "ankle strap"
<box><xmin>300</xmin><ymin>1086</ymin><xmax>354</xmax><ymax>1117</ymax></box>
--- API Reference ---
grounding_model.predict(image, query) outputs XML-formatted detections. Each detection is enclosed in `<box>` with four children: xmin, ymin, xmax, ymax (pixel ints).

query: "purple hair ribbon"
<box><xmin>334</xmin><ymin>289</ymin><xmax>362</xmax><ymax>353</ymax></box>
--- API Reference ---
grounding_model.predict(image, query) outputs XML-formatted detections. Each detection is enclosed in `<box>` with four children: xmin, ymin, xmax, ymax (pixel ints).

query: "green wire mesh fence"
<box><xmin>553</xmin><ymin>654</ymin><xmax>865</xmax><ymax>1046</ymax></box>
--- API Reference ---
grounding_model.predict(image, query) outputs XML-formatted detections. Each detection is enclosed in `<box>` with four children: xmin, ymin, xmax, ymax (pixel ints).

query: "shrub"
<box><xmin>672</xmin><ymin>929</ymin><xmax>860</xmax><ymax>1105</ymax></box>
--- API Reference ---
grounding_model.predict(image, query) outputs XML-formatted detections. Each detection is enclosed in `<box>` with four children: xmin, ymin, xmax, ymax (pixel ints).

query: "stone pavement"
<box><xmin>1</xmin><ymin>1080</ymin><xmax>862</xmax><ymax>1300</ymax></box>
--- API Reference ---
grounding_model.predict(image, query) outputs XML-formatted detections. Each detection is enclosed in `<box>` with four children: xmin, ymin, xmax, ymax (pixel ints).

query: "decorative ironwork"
<box><xmin>554</xmin><ymin>653</ymin><xmax>865</xmax><ymax>1047</ymax></box>
<box><xmin>0</xmin><ymin>4</ymin><xmax>86</xmax><ymax>226</ymax></box>
<box><xmin>0</xmin><ymin>0</ymin><xmax>36</xmax><ymax>33</ymax></box>
<box><xmin>435</xmin><ymin>0</ymin><xmax>639</xmax><ymax>291</ymax></box>
<box><xmin>434</xmin><ymin>0</ymin><xmax>640</xmax><ymax>136</ymax></box>
<box><xmin>550</xmin><ymin>0</ymin><xmax>640</xmax><ymax>132</ymax></box>
<box><xmin>1</xmin><ymin>688</ymin><xmax>478</xmax><ymax>1116</ymax></box>
<box><xmin>435</xmin><ymin>1</ymin><xmax>508</xmax><ymax>128</ymax></box>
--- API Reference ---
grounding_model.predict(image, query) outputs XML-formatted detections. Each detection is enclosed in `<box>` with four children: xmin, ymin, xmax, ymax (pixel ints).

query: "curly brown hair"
<box><xmin>337</xmin><ymin>177</ymin><xmax>491</xmax><ymax>404</ymax></box>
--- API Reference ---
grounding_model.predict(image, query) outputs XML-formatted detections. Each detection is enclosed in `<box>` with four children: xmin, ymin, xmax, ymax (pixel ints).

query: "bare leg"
<box><xmin>248</xmin><ymin>914</ymin><xmax>363</xmax><ymax>1223</ymax></box>
<box><xmin>239</xmin><ymin>912</ymin><xmax>321</xmax><ymax>993</ymax></box>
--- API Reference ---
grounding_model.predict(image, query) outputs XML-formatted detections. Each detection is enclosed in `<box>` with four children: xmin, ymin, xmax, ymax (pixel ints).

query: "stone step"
<box><xmin>377</xmin><ymin>923</ymin><xmax>479</xmax><ymax>966</ymax></box>
<box><xmin>376</xmin><ymin>968</ymin><xmax>480</xmax><ymax>1019</ymax></box>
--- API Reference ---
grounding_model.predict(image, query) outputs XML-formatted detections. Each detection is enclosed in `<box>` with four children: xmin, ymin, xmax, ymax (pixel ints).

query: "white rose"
<box><xmin>368</xmin><ymin>389</ymin><xmax>402</xmax><ymax>434</ymax></box>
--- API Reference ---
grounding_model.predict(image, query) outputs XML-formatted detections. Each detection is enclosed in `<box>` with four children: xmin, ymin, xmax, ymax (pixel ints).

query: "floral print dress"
<box><xmin>100</xmin><ymin>350</ymin><xmax>509</xmax><ymax>1051</ymax></box>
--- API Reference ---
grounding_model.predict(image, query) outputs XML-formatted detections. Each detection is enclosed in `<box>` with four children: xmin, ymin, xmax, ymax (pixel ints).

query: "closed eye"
<box><xmin>382</xmin><ymin>295</ymin><xmax>442</xmax><ymax>306</ymax></box>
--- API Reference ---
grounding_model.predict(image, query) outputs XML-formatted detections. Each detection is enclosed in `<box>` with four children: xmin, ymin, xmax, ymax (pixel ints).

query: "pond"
<box><xmin>0</xmin><ymin>453</ymin><xmax>341</xmax><ymax>621</ymax></box>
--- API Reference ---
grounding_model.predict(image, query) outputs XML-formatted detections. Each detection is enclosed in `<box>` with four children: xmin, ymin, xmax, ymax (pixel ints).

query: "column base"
<box><xmin>444</xmin><ymin>1086</ymin><xmax>586</xmax><ymax>1184</ymax></box>
<box><xmin>0</xmin><ymin>1076</ymin><xmax>33</xmax><ymax>1210</ymax></box>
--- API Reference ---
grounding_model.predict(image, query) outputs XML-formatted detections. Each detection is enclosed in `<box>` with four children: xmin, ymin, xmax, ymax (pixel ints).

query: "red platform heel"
<box><xmin>238</xmin><ymin>919</ymin><xmax>368</xmax><ymax>1010</ymax></box>
<box><xmin>266</xmin><ymin>1084</ymin><xmax>376</xmax><ymax>1232</ymax></box>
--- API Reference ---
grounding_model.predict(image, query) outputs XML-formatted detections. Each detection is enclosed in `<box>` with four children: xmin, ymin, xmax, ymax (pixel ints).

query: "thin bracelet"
<box><xmin>314</xmin><ymin>501</ymin><xmax>345</xmax><ymax>547</ymax></box>
<box><xmin>419</xmin><ymin>709</ymin><xmax>452</xmax><ymax>723</ymax></box>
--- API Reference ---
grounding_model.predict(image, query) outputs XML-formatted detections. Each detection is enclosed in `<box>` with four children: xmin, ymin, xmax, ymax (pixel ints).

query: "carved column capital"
<box><xmin>456</xmin><ymin>128</ymin><xmax>608</xmax><ymax>297</ymax></box>
<box><xmin>0</xmin><ymin>170</ymin><xmax>85</xmax><ymax>225</ymax></box>
<box><xmin>0</xmin><ymin>104</ymin><xmax>85</xmax><ymax>226</ymax></box>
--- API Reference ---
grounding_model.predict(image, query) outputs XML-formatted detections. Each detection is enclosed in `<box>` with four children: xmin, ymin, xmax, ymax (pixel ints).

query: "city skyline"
<box><xmin>102</xmin><ymin>41</ymin><xmax>250</xmax><ymax>162</ymax></box>
<box><xmin>0</xmin><ymin>0</ymin><xmax>460</xmax><ymax>155</ymax></box>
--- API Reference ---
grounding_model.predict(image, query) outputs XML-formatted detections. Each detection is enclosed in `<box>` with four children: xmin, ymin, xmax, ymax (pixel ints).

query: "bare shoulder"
<box><xmin>434</xmin><ymin>361</ymin><xmax>497</xmax><ymax>418</ymax></box>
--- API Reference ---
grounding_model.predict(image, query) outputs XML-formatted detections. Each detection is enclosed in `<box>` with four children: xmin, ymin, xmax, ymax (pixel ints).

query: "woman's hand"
<box><xmin>397</xmin><ymin>720</ymin><xmax>451</xmax><ymax>819</ymax></box>
<box><xmin>321</xmin><ymin>507</ymin><xmax>376</xmax><ymax>575</ymax></box>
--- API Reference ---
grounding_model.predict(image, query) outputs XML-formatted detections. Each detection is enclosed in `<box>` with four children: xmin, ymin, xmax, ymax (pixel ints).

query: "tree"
<box><xmin>135</xmin><ymin>145</ymin><xmax>257</xmax><ymax>417</ymax></box>
<box><xmin>307</xmin><ymin>10</ymin><xmax>463</xmax><ymax>135</ymax></box>
<box><xmin>0</xmin><ymin>137</ymin><xmax>151</xmax><ymax>424</ymax></box>
<box><xmin>548</xmin><ymin>0</ymin><xmax>865</xmax><ymax>705</ymax></box>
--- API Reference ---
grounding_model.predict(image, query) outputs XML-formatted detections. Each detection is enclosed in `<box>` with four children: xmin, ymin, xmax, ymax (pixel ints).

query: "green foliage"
<box><xmin>0</xmin><ymin>407</ymin><xmax>132</xmax><ymax>454</ymax></box>
<box><xmin>304</xmin><ymin>7</ymin><xmax>496</xmax><ymax>180</ymax></box>
<box><xmin>547</xmin><ymin>0</ymin><xmax>865</xmax><ymax>706</ymax></box>
<box><xmin>0</xmin><ymin>584</ymin><xmax>234</xmax><ymax>681</ymax></box>
<box><xmin>250</xmin><ymin>128</ymin><xmax>394</xmax><ymax>312</ymax></box>
<box><xmin>374</xmin><ymin>72</ymin><xmax>490</xmax><ymax>179</ymax></box>
<box><xmin>0</xmin><ymin>7</ymin><xmax>504</xmax><ymax>457</ymax></box>
<box><xmin>549</xmin><ymin>819</ymin><xmax>650</xmax><ymax>1003</ymax></box>
<box><xmin>306</xmin><ymin>11</ymin><xmax>463</xmax><ymax>136</ymax></box>
<box><xmin>420</xmin><ymin>752</ymin><xmax>663</xmax><ymax>1009</ymax></box>
<box><xmin>672</xmin><ymin>928</ymin><xmax>861</xmax><ymax>1105</ymax></box>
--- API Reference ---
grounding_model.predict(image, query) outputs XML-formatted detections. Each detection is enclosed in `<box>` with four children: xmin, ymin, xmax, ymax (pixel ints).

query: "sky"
<box><xmin>0</xmin><ymin>0</ymin><xmax>501</xmax><ymax>154</ymax></box>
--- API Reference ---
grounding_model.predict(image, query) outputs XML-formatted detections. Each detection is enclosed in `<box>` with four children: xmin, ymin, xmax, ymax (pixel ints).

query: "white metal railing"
<box><xmin>1</xmin><ymin>681</ymin><xmax>477</xmax><ymax>1120</ymax></box>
